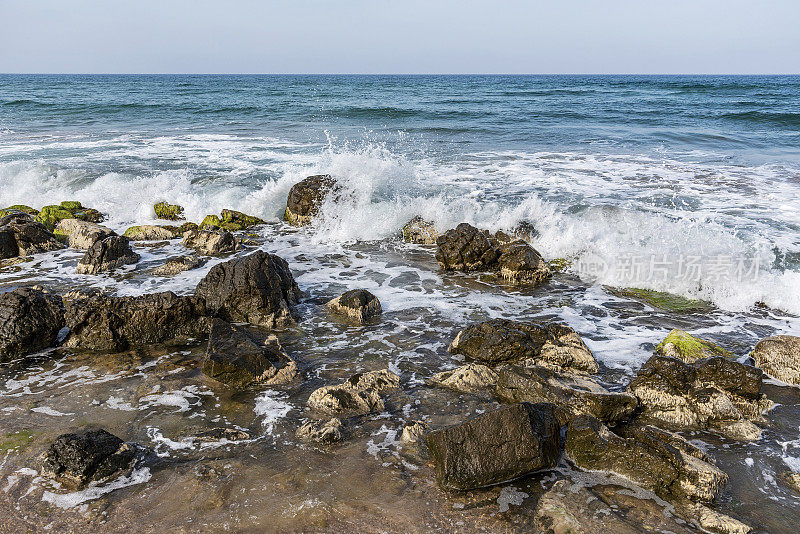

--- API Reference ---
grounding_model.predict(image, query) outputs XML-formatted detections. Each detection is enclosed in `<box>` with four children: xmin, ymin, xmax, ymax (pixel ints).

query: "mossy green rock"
<box><xmin>178</xmin><ymin>222</ymin><xmax>198</xmax><ymax>234</ymax></box>
<box><xmin>35</xmin><ymin>205</ymin><xmax>75</xmax><ymax>230</ymax></box>
<box><xmin>548</xmin><ymin>258</ymin><xmax>573</xmax><ymax>273</ymax></box>
<box><xmin>655</xmin><ymin>329</ymin><xmax>734</xmax><ymax>363</ymax></box>
<box><xmin>221</xmin><ymin>209</ymin><xmax>264</xmax><ymax>229</ymax></box>
<box><xmin>607</xmin><ymin>287</ymin><xmax>712</xmax><ymax>313</ymax></box>
<box><xmin>0</xmin><ymin>205</ymin><xmax>39</xmax><ymax>217</ymax></box>
<box><xmin>200</xmin><ymin>215</ymin><xmax>222</xmax><ymax>229</ymax></box>
<box><xmin>1</xmin><ymin>429</ymin><xmax>35</xmax><ymax>452</ymax></box>
<box><xmin>60</xmin><ymin>200</ymin><xmax>83</xmax><ymax>211</ymax></box>
<box><xmin>154</xmin><ymin>201</ymin><xmax>185</xmax><ymax>221</ymax></box>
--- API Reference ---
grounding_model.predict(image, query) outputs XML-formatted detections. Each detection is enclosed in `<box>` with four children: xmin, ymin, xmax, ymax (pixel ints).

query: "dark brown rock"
<box><xmin>41</xmin><ymin>429</ymin><xmax>137</xmax><ymax>488</ymax></box>
<box><xmin>0</xmin><ymin>287</ymin><xmax>65</xmax><ymax>362</ymax></box>
<box><xmin>0</xmin><ymin>212</ymin><xmax>64</xmax><ymax>257</ymax></box>
<box><xmin>496</xmin><ymin>240</ymin><xmax>551</xmax><ymax>285</ymax></box>
<box><xmin>326</xmin><ymin>289</ymin><xmax>382</xmax><ymax>324</ymax></box>
<box><xmin>182</xmin><ymin>227</ymin><xmax>237</xmax><ymax>256</ymax></box>
<box><xmin>63</xmin><ymin>291</ymin><xmax>207</xmax><ymax>352</ymax></box>
<box><xmin>425</xmin><ymin>402</ymin><xmax>561</xmax><ymax>491</ymax></box>
<box><xmin>75</xmin><ymin>235</ymin><xmax>140</xmax><ymax>274</ymax></box>
<box><xmin>194</xmin><ymin>250</ymin><xmax>299</xmax><ymax>327</ymax></box>
<box><xmin>284</xmin><ymin>174</ymin><xmax>336</xmax><ymax>226</ymax></box>
<box><xmin>435</xmin><ymin>222</ymin><xmax>500</xmax><ymax>272</ymax></box>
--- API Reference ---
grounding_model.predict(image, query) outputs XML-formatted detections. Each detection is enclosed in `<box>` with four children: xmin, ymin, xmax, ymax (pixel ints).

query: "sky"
<box><xmin>1</xmin><ymin>0</ymin><xmax>799</xmax><ymax>74</ymax></box>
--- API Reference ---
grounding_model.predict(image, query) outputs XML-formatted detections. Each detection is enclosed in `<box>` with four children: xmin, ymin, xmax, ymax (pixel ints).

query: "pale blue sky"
<box><xmin>1</xmin><ymin>0</ymin><xmax>798</xmax><ymax>74</ymax></box>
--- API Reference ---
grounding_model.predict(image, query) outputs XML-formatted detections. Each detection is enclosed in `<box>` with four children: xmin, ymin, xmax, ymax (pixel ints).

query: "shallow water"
<box><xmin>1</xmin><ymin>75</ymin><xmax>800</xmax><ymax>532</ymax></box>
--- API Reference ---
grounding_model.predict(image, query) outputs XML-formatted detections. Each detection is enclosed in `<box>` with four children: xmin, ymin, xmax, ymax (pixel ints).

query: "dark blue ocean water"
<box><xmin>1</xmin><ymin>75</ymin><xmax>800</xmax><ymax>313</ymax></box>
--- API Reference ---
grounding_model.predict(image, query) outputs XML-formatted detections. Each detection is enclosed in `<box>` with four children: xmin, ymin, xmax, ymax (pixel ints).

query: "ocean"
<box><xmin>2</xmin><ymin>74</ymin><xmax>800</xmax><ymax>531</ymax></box>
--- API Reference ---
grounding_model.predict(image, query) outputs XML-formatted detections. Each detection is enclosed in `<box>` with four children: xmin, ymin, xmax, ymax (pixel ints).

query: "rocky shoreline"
<box><xmin>1</xmin><ymin>177</ymin><xmax>799</xmax><ymax>533</ymax></box>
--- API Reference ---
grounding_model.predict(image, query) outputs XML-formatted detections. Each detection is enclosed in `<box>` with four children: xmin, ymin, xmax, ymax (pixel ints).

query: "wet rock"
<box><xmin>194</xmin><ymin>250</ymin><xmax>300</xmax><ymax>327</ymax></box>
<box><xmin>219</xmin><ymin>209</ymin><xmax>264</xmax><ymax>230</ymax></box>
<box><xmin>449</xmin><ymin>319</ymin><xmax>598</xmax><ymax>373</ymax></box>
<box><xmin>153</xmin><ymin>201</ymin><xmax>185</xmax><ymax>221</ymax></box>
<box><xmin>401</xmin><ymin>421</ymin><xmax>428</xmax><ymax>444</ymax></box>
<box><xmin>496</xmin><ymin>365</ymin><xmax>638</xmax><ymax>425</ymax></box>
<box><xmin>41</xmin><ymin>429</ymin><xmax>137</xmax><ymax>488</ymax></box>
<box><xmin>0</xmin><ymin>287</ymin><xmax>65</xmax><ymax>362</ymax></box>
<box><xmin>655</xmin><ymin>329</ymin><xmax>734</xmax><ymax>363</ymax></box>
<box><xmin>193</xmin><ymin>428</ymin><xmax>251</xmax><ymax>443</ymax></box>
<box><xmin>429</xmin><ymin>363</ymin><xmax>498</xmax><ymax>393</ymax></box>
<box><xmin>0</xmin><ymin>204</ymin><xmax>38</xmax><ymax>217</ymax></box>
<box><xmin>182</xmin><ymin>227</ymin><xmax>237</xmax><ymax>256</ymax></box>
<box><xmin>123</xmin><ymin>224</ymin><xmax>178</xmax><ymax>241</ymax></box>
<box><xmin>683</xmin><ymin>503</ymin><xmax>752</xmax><ymax>534</ymax></box>
<box><xmin>307</xmin><ymin>369</ymin><xmax>400</xmax><ymax>416</ymax></box>
<box><xmin>608</xmin><ymin>287</ymin><xmax>712</xmax><ymax>313</ymax></box>
<box><xmin>535</xmin><ymin>479</ymin><xmax>695</xmax><ymax>534</ymax></box>
<box><xmin>202</xmin><ymin>318</ymin><xmax>298</xmax><ymax>388</ymax></box>
<box><xmin>425</xmin><ymin>402</ymin><xmax>560</xmax><ymax>491</ymax></box>
<box><xmin>54</xmin><ymin>218</ymin><xmax>116</xmax><ymax>249</ymax></box>
<box><xmin>296</xmin><ymin>418</ymin><xmax>344</xmax><ymax>444</ymax></box>
<box><xmin>151</xmin><ymin>255</ymin><xmax>206</xmax><ymax>276</ymax></box>
<box><xmin>496</xmin><ymin>240</ymin><xmax>551</xmax><ymax>285</ymax></box>
<box><xmin>284</xmin><ymin>174</ymin><xmax>336</xmax><ymax>226</ymax></box>
<box><xmin>63</xmin><ymin>291</ymin><xmax>207</xmax><ymax>351</ymax></box>
<box><xmin>36</xmin><ymin>201</ymin><xmax>104</xmax><ymax>229</ymax></box>
<box><xmin>326</xmin><ymin>289</ymin><xmax>382</xmax><ymax>324</ymax></box>
<box><xmin>565</xmin><ymin>415</ymin><xmax>727</xmax><ymax>503</ymax></box>
<box><xmin>401</xmin><ymin>216</ymin><xmax>438</xmax><ymax>244</ymax></box>
<box><xmin>750</xmin><ymin>335</ymin><xmax>800</xmax><ymax>386</ymax></box>
<box><xmin>627</xmin><ymin>355</ymin><xmax>772</xmax><ymax>440</ymax></box>
<box><xmin>0</xmin><ymin>212</ymin><xmax>64</xmax><ymax>257</ymax></box>
<box><xmin>76</xmin><ymin>235</ymin><xmax>140</xmax><ymax>274</ymax></box>
<box><xmin>435</xmin><ymin>222</ymin><xmax>500</xmax><ymax>272</ymax></box>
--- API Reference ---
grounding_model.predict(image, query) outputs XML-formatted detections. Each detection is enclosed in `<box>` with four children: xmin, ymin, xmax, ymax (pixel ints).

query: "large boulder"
<box><xmin>750</xmin><ymin>335</ymin><xmax>800</xmax><ymax>386</ymax></box>
<box><xmin>435</xmin><ymin>223</ymin><xmax>500</xmax><ymax>272</ymax></box>
<box><xmin>401</xmin><ymin>216</ymin><xmax>438</xmax><ymax>244</ymax></box>
<box><xmin>153</xmin><ymin>201</ymin><xmax>185</xmax><ymax>221</ymax></box>
<box><xmin>565</xmin><ymin>415</ymin><xmax>728</xmax><ymax>504</ymax></box>
<box><xmin>655</xmin><ymin>329</ymin><xmax>734</xmax><ymax>363</ymax></box>
<box><xmin>202</xmin><ymin>318</ymin><xmax>297</xmax><ymax>388</ymax></box>
<box><xmin>194</xmin><ymin>250</ymin><xmax>299</xmax><ymax>327</ymax></box>
<box><xmin>307</xmin><ymin>369</ymin><xmax>400</xmax><ymax>416</ymax></box>
<box><xmin>496</xmin><ymin>365</ymin><xmax>638</xmax><ymax>425</ymax></box>
<box><xmin>449</xmin><ymin>319</ymin><xmax>598</xmax><ymax>374</ymax></box>
<box><xmin>284</xmin><ymin>174</ymin><xmax>336</xmax><ymax>226</ymax></box>
<box><xmin>63</xmin><ymin>291</ymin><xmax>207</xmax><ymax>352</ymax></box>
<box><xmin>429</xmin><ymin>363</ymin><xmax>499</xmax><ymax>393</ymax></box>
<box><xmin>41</xmin><ymin>429</ymin><xmax>137</xmax><ymax>488</ymax></box>
<box><xmin>123</xmin><ymin>224</ymin><xmax>178</xmax><ymax>241</ymax></box>
<box><xmin>0</xmin><ymin>212</ymin><xmax>64</xmax><ymax>257</ymax></box>
<box><xmin>425</xmin><ymin>402</ymin><xmax>561</xmax><ymax>491</ymax></box>
<box><xmin>326</xmin><ymin>289</ymin><xmax>382</xmax><ymax>324</ymax></box>
<box><xmin>54</xmin><ymin>218</ymin><xmax>116</xmax><ymax>249</ymax></box>
<box><xmin>627</xmin><ymin>355</ymin><xmax>772</xmax><ymax>441</ymax></box>
<box><xmin>496</xmin><ymin>240</ymin><xmax>551</xmax><ymax>284</ymax></box>
<box><xmin>0</xmin><ymin>287</ymin><xmax>65</xmax><ymax>362</ymax></box>
<box><xmin>182</xmin><ymin>227</ymin><xmax>237</xmax><ymax>256</ymax></box>
<box><xmin>75</xmin><ymin>235</ymin><xmax>140</xmax><ymax>274</ymax></box>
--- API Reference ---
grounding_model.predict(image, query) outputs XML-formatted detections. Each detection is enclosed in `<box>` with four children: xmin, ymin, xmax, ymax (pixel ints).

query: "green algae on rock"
<box><xmin>1</xmin><ymin>429</ymin><xmax>35</xmax><ymax>452</ymax></box>
<box><xmin>548</xmin><ymin>257</ymin><xmax>573</xmax><ymax>273</ymax></box>
<box><xmin>123</xmin><ymin>224</ymin><xmax>179</xmax><ymax>241</ymax></box>
<box><xmin>607</xmin><ymin>287</ymin><xmax>712</xmax><ymax>313</ymax></box>
<box><xmin>200</xmin><ymin>210</ymin><xmax>265</xmax><ymax>231</ymax></box>
<box><xmin>655</xmin><ymin>329</ymin><xmax>735</xmax><ymax>363</ymax></box>
<box><xmin>0</xmin><ymin>205</ymin><xmax>39</xmax><ymax>217</ymax></box>
<box><xmin>35</xmin><ymin>201</ymin><xmax>105</xmax><ymax>230</ymax></box>
<box><xmin>154</xmin><ymin>201</ymin><xmax>185</xmax><ymax>221</ymax></box>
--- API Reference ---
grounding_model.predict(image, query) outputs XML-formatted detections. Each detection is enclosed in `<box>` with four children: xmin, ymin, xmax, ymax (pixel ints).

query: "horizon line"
<box><xmin>2</xmin><ymin>72</ymin><xmax>800</xmax><ymax>77</ymax></box>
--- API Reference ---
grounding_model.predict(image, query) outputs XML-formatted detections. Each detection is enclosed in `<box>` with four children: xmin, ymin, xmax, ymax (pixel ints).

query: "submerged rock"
<box><xmin>449</xmin><ymin>319</ymin><xmax>598</xmax><ymax>374</ymax></box>
<box><xmin>608</xmin><ymin>287</ymin><xmax>712</xmax><ymax>313</ymax></box>
<box><xmin>284</xmin><ymin>174</ymin><xmax>336</xmax><ymax>226</ymax></box>
<box><xmin>565</xmin><ymin>415</ymin><xmax>727</xmax><ymax>503</ymax></box>
<box><xmin>401</xmin><ymin>216</ymin><xmax>438</xmax><ymax>244</ymax></box>
<box><xmin>326</xmin><ymin>289</ymin><xmax>382</xmax><ymax>324</ymax></box>
<box><xmin>296</xmin><ymin>418</ymin><xmax>344</xmax><ymax>444</ymax></box>
<box><xmin>194</xmin><ymin>250</ymin><xmax>300</xmax><ymax>327</ymax></box>
<box><xmin>55</xmin><ymin>218</ymin><xmax>116</xmax><ymax>249</ymax></box>
<box><xmin>750</xmin><ymin>335</ymin><xmax>800</xmax><ymax>386</ymax></box>
<box><xmin>496</xmin><ymin>240</ymin><xmax>551</xmax><ymax>284</ymax></box>
<box><xmin>425</xmin><ymin>402</ymin><xmax>561</xmax><ymax>491</ymax></box>
<box><xmin>76</xmin><ymin>235</ymin><xmax>140</xmax><ymax>274</ymax></box>
<box><xmin>123</xmin><ymin>224</ymin><xmax>178</xmax><ymax>241</ymax></box>
<box><xmin>435</xmin><ymin>222</ymin><xmax>500</xmax><ymax>272</ymax></box>
<box><xmin>153</xmin><ymin>201</ymin><xmax>185</xmax><ymax>221</ymax></box>
<box><xmin>182</xmin><ymin>227</ymin><xmax>237</xmax><ymax>256</ymax></box>
<box><xmin>628</xmin><ymin>355</ymin><xmax>772</xmax><ymax>441</ymax></box>
<box><xmin>0</xmin><ymin>287</ymin><xmax>65</xmax><ymax>362</ymax></box>
<box><xmin>41</xmin><ymin>429</ymin><xmax>137</xmax><ymax>488</ymax></box>
<box><xmin>193</xmin><ymin>428</ymin><xmax>251</xmax><ymax>443</ymax></box>
<box><xmin>63</xmin><ymin>291</ymin><xmax>207</xmax><ymax>351</ymax></box>
<box><xmin>0</xmin><ymin>212</ymin><xmax>64</xmax><ymax>257</ymax></box>
<box><xmin>496</xmin><ymin>365</ymin><xmax>638</xmax><ymax>425</ymax></box>
<box><xmin>202</xmin><ymin>319</ymin><xmax>297</xmax><ymax>388</ymax></box>
<box><xmin>151</xmin><ymin>255</ymin><xmax>206</xmax><ymax>276</ymax></box>
<box><xmin>429</xmin><ymin>363</ymin><xmax>498</xmax><ymax>393</ymax></box>
<box><xmin>307</xmin><ymin>369</ymin><xmax>400</xmax><ymax>416</ymax></box>
<box><xmin>655</xmin><ymin>329</ymin><xmax>734</xmax><ymax>363</ymax></box>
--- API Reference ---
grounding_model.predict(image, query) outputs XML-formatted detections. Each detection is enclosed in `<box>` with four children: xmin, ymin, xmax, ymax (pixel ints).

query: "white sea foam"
<box><xmin>254</xmin><ymin>390</ymin><xmax>292</xmax><ymax>434</ymax></box>
<box><xmin>41</xmin><ymin>467</ymin><xmax>151</xmax><ymax>509</ymax></box>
